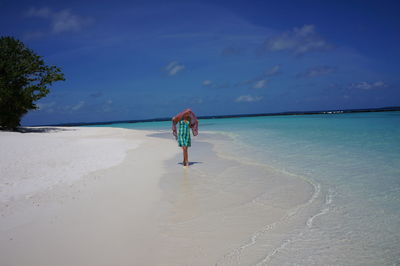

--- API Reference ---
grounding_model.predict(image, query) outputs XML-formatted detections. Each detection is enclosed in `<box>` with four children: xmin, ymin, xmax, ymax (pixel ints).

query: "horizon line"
<box><xmin>30</xmin><ymin>105</ymin><xmax>400</xmax><ymax>127</ymax></box>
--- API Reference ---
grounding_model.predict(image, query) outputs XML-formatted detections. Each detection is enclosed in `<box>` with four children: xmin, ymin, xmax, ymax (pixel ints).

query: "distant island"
<box><xmin>38</xmin><ymin>106</ymin><xmax>400</xmax><ymax>127</ymax></box>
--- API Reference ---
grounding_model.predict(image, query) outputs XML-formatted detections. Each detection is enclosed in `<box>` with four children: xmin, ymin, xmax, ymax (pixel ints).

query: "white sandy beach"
<box><xmin>0</xmin><ymin>127</ymin><xmax>180</xmax><ymax>265</ymax></box>
<box><xmin>0</xmin><ymin>127</ymin><xmax>317</xmax><ymax>266</ymax></box>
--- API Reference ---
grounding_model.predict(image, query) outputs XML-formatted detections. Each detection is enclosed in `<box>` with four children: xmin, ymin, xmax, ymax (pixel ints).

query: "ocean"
<box><xmin>91</xmin><ymin>111</ymin><xmax>400</xmax><ymax>265</ymax></box>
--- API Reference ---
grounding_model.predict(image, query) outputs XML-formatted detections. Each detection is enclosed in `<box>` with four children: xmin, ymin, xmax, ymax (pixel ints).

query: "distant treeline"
<box><xmin>40</xmin><ymin>106</ymin><xmax>400</xmax><ymax>127</ymax></box>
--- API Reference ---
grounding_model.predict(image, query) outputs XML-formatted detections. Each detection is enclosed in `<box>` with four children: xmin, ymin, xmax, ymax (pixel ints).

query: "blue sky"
<box><xmin>1</xmin><ymin>0</ymin><xmax>399</xmax><ymax>125</ymax></box>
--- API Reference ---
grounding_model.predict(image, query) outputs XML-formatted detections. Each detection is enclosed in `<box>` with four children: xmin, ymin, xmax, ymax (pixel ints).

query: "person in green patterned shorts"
<box><xmin>172</xmin><ymin>109</ymin><xmax>198</xmax><ymax>167</ymax></box>
<box><xmin>177</xmin><ymin>112</ymin><xmax>191</xmax><ymax>166</ymax></box>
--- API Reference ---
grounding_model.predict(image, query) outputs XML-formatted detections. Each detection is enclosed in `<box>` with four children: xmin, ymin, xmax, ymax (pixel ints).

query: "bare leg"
<box><xmin>182</xmin><ymin>147</ymin><xmax>185</xmax><ymax>165</ymax></box>
<box><xmin>183</xmin><ymin>146</ymin><xmax>189</xmax><ymax>166</ymax></box>
<box><xmin>186</xmin><ymin>147</ymin><xmax>189</xmax><ymax>165</ymax></box>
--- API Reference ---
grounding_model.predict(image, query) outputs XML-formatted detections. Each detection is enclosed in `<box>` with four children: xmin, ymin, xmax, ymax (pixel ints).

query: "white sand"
<box><xmin>0</xmin><ymin>127</ymin><xmax>144</xmax><ymax>203</ymax></box>
<box><xmin>0</xmin><ymin>127</ymin><xmax>318</xmax><ymax>266</ymax></box>
<box><xmin>0</xmin><ymin>127</ymin><xmax>180</xmax><ymax>266</ymax></box>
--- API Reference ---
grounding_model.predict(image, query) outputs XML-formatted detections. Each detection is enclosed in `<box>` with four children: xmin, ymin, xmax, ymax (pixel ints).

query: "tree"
<box><xmin>0</xmin><ymin>36</ymin><xmax>65</xmax><ymax>130</ymax></box>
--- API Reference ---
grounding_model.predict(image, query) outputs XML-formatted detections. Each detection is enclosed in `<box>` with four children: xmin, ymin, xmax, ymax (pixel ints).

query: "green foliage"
<box><xmin>0</xmin><ymin>36</ymin><xmax>65</xmax><ymax>130</ymax></box>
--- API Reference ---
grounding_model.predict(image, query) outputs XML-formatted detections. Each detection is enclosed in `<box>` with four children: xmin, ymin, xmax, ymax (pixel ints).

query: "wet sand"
<box><xmin>153</xmin><ymin>132</ymin><xmax>319</xmax><ymax>265</ymax></box>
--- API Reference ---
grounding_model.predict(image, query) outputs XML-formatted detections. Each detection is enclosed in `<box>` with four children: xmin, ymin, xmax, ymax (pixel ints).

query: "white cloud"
<box><xmin>265</xmin><ymin>65</ymin><xmax>281</xmax><ymax>76</ymax></box>
<box><xmin>26</xmin><ymin>7</ymin><xmax>52</xmax><ymax>18</ymax></box>
<box><xmin>298</xmin><ymin>66</ymin><xmax>335</xmax><ymax>78</ymax></box>
<box><xmin>164</xmin><ymin>61</ymin><xmax>185</xmax><ymax>76</ymax></box>
<box><xmin>71</xmin><ymin>101</ymin><xmax>85</xmax><ymax>111</ymax></box>
<box><xmin>25</xmin><ymin>7</ymin><xmax>92</xmax><ymax>34</ymax></box>
<box><xmin>263</xmin><ymin>24</ymin><xmax>332</xmax><ymax>55</ymax></box>
<box><xmin>236</xmin><ymin>78</ymin><xmax>267</xmax><ymax>89</ymax></box>
<box><xmin>349</xmin><ymin>81</ymin><xmax>388</xmax><ymax>90</ymax></box>
<box><xmin>202</xmin><ymin>80</ymin><xmax>213</xmax><ymax>86</ymax></box>
<box><xmin>235</xmin><ymin>95</ymin><xmax>263</xmax><ymax>102</ymax></box>
<box><xmin>253</xmin><ymin>79</ymin><xmax>267</xmax><ymax>89</ymax></box>
<box><xmin>235</xmin><ymin>65</ymin><xmax>280</xmax><ymax>89</ymax></box>
<box><xmin>202</xmin><ymin>80</ymin><xmax>231</xmax><ymax>89</ymax></box>
<box><xmin>37</xmin><ymin>101</ymin><xmax>56</xmax><ymax>113</ymax></box>
<box><xmin>53</xmin><ymin>9</ymin><xmax>90</xmax><ymax>33</ymax></box>
<box><xmin>37</xmin><ymin>101</ymin><xmax>55</xmax><ymax>109</ymax></box>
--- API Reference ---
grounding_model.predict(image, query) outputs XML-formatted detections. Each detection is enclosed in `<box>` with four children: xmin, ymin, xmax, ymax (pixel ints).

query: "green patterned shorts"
<box><xmin>177</xmin><ymin>120</ymin><xmax>191</xmax><ymax>147</ymax></box>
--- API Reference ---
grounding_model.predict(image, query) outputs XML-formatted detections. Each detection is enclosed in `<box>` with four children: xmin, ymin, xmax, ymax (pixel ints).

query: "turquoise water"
<box><xmin>90</xmin><ymin>112</ymin><xmax>400</xmax><ymax>264</ymax></box>
<box><xmin>206</xmin><ymin>112</ymin><xmax>400</xmax><ymax>264</ymax></box>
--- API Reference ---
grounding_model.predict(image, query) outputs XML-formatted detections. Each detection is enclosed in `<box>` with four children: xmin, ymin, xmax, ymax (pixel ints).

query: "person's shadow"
<box><xmin>177</xmin><ymin>162</ymin><xmax>203</xmax><ymax>166</ymax></box>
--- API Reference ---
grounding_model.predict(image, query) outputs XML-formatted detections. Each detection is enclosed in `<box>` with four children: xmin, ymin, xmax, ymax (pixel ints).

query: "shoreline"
<box><xmin>0</xmin><ymin>127</ymin><xmax>319</xmax><ymax>265</ymax></box>
<box><xmin>152</xmin><ymin>131</ymin><xmax>320</xmax><ymax>265</ymax></box>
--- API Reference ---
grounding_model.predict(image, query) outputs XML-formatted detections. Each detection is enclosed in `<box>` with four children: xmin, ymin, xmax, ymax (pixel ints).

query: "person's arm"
<box><xmin>173</xmin><ymin>110</ymin><xmax>191</xmax><ymax>123</ymax></box>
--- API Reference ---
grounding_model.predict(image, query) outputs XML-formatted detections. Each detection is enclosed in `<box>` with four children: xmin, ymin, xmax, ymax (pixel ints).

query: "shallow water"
<box><xmin>91</xmin><ymin>112</ymin><xmax>400</xmax><ymax>265</ymax></box>
<box><xmin>154</xmin><ymin>137</ymin><xmax>317</xmax><ymax>265</ymax></box>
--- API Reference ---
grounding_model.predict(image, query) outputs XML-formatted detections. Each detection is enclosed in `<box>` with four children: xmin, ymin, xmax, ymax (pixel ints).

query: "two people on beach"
<box><xmin>172</xmin><ymin>109</ymin><xmax>198</xmax><ymax>167</ymax></box>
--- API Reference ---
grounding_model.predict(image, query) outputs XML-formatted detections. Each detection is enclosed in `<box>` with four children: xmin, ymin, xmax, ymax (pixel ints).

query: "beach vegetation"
<box><xmin>0</xmin><ymin>36</ymin><xmax>65</xmax><ymax>130</ymax></box>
